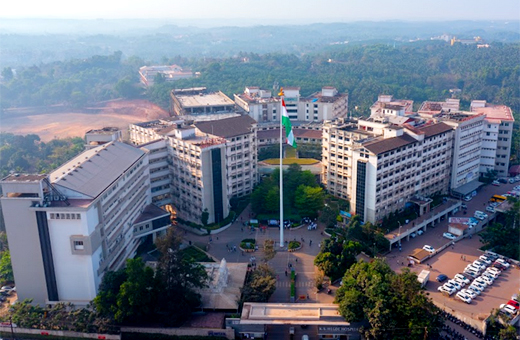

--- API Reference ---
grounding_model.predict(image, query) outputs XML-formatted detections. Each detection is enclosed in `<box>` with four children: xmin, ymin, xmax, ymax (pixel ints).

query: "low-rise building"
<box><xmin>139</xmin><ymin>65</ymin><xmax>194</xmax><ymax>87</ymax></box>
<box><xmin>171</xmin><ymin>87</ymin><xmax>235</xmax><ymax>116</ymax></box>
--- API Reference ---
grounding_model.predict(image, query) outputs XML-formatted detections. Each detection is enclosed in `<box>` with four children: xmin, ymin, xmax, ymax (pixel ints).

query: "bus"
<box><xmin>490</xmin><ymin>195</ymin><xmax>507</xmax><ymax>202</ymax></box>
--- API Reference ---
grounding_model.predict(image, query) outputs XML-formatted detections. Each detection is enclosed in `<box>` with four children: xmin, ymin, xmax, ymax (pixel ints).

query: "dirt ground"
<box><xmin>0</xmin><ymin>99</ymin><xmax>171</xmax><ymax>142</ymax></box>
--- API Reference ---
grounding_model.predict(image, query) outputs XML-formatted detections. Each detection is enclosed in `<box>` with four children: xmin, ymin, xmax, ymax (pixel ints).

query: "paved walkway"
<box><xmin>181</xmin><ymin>204</ymin><xmax>332</xmax><ymax>304</ymax></box>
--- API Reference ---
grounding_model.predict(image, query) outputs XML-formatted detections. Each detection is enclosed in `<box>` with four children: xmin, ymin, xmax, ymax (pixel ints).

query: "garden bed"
<box><xmin>288</xmin><ymin>240</ymin><xmax>302</xmax><ymax>252</ymax></box>
<box><xmin>239</xmin><ymin>238</ymin><xmax>257</xmax><ymax>252</ymax></box>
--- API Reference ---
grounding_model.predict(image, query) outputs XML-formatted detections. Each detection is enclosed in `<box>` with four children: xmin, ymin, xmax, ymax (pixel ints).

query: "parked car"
<box><xmin>482</xmin><ymin>271</ymin><xmax>498</xmax><ymax>280</ymax></box>
<box><xmin>498</xmin><ymin>178</ymin><xmax>508</xmax><ymax>184</ymax></box>
<box><xmin>495</xmin><ymin>258</ymin><xmax>511</xmax><ymax>268</ymax></box>
<box><xmin>438</xmin><ymin>285</ymin><xmax>456</xmax><ymax>295</ymax></box>
<box><xmin>479</xmin><ymin>256</ymin><xmax>492</xmax><ymax>265</ymax></box>
<box><xmin>436</xmin><ymin>274</ymin><xmax>448</xmax><ymax>282</ymax></box>
<box><xmin>443</xmin><ymin>282</ymin><xmax>459</xmax><ymax>291</ymax></box>
<box><xmin>456</xmin><ymin>291</ymin><xmax>472</xmax><ymax>304</ymax></box>
<box><xmin>468</xmin><ymin>285</ymin><xmax>483</xmax><ymax>294</ymax></box>
<box><xmin>486</xmin><ymin>206</ymin><xmax>496</xmax><ymax>213</ymax></box>
<box><xmin>493</xmin><ymin>262</ymin><xmax>508</xmax><ymax>270</ymax></box>
<box><xmin>443</xmin><ymin>232</ymin><xmax>457</xmax><ymax>240</ymax></box>
<box><xmin>500</xmin><ymin>304</ymin><xmax>517</xmax><ymax>315</ymax></box>
<box><xmin>485</xmin><ymin>268</ymin><xmax>501</xmax><ymax>277</ymax></box>
<box><xmin>453</xmin><ymin>277</ymin><xmax>467</xmax><ymax>287</ymax></box>
<box><xmin>507</xmin><ymin>300</ymin><xmax>520</xmax><ymax>310</ymax></box>
<box><xmin>471</xmin><ymin>281</ymin><xmax>487</xmax><ymax>291</ymax></box>
<box><xmin>462</xmin><ymin>289</ymin><xmax>477</xmax><ymax>299</ymax></box>
<box><xmin>479</xmin><ymin>275</ymin><xmax>493</xmax><ymax>285</ymax></box>
<box><xmin>423</xmin><ymin>245</ymin><xmax>435</xmax><ymax>253</ymax></box>
<box><xmin>454</xmin><ymin>274</ymin><xmax>470</xmax><ymax>285</ymax></box>
<box><xmin>410</xmin><ymin>232</ymin><xmax>417</xmax><ymax>238</ymax></box>
<box><xmin>448</xmin><ymin>280</ymin><xmax>462</xmax><ymax>290</ymax></box>
<box><xmin>464</xmin><ymin>269</ymin><xmax>479</xmax><ymax>277</ymax></box>
<box><xmin>473</xmin><ymin>260</ymin><xmax>488</xmax><ymax>269</ymax></box>
<box><xmin>492</xmin><ymin>180</ymin><xmax>500</xmax><ymax>186</ymax></box>
<box><xmin>417</xmin><ymin>229</ymin><xmax>424</xmax><ymax>236</ymax></box>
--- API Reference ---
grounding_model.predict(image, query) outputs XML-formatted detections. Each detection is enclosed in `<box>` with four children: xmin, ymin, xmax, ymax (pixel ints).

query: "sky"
<box><xmin>2</xmin><ymin>0</ymin><xmax>520</xmax><ymax>22</ymax></box>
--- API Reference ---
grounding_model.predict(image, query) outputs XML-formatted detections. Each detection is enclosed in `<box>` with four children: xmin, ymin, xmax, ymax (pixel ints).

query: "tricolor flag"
<box><xmin>281</xmin><ymin>98</ymin><xmax>297</xmax><ymax>148</ymax></box>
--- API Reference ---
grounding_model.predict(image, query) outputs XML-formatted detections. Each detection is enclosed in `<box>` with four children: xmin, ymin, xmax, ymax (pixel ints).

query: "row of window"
<box><xmin>49</xmin><ymin>213</ymin><xmax>81</xmax><ymax>220</ymax></box>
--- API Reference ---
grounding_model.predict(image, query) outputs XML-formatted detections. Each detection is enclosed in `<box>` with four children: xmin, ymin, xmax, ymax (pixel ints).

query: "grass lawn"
<box><xmin>181</xmin><ymin>246</ymin><xmax>214</xmax><ymax>262</ymax></box>
<box><xmin>263</xmin><ymin>158</ymin><xmax>319</xmax><ymax>165</ymax></box>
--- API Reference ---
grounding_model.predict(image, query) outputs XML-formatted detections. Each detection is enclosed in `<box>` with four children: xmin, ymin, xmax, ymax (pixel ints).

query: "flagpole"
<box><xmin>279</xmin><ymin>88</ymin><xmax>284</xmax><ymax>249</ymax></box>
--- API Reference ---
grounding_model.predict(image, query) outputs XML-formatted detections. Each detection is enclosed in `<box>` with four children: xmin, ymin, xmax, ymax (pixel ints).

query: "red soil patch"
<box><xmin>1</xmin><ymin>99</ymin><xmax>170</xmax><ymax>142</ymax></box>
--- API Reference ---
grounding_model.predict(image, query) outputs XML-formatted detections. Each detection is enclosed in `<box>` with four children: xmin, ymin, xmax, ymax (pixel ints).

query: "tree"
<box><xmin>93</xmin><ymin>269</ymin><xmax>127</xmax><ymax>318</ymax></box>
<box><xmin>201</xmin><ymin>209</ymin><xmax>209</xmax><ymax>226</ymax></box>
<box><xmin>335</xmin><ymin>259</ymin><xmax>442</xmax><ymax>340</ymax></box>
<box><xmin>0</xmin><ymin>250</ymin><xmax>14</xmax><ymax>283</ymax></box>
<box><xmin>240</xmin><ymin>263</ymin><xmax>276</xmax><ymax>303</ymax></box>
<box><xmin>479</xmin><ymin>200</ymin><xmax>520</xmax><ymax>260</ymax></box>
<box><xmin>114</xmin><ymin>259</ymin><xmax>157</xmax><ymax>324</ymax></box>
<box><xmin>154</xmin><ymin>228</ymin><xmax>208</xmax><ymax>326</ymax></box>
<box><xmin>294</xmin><ymin>185</ymin><xmax>324</xmax><ymax>218</ymax></box>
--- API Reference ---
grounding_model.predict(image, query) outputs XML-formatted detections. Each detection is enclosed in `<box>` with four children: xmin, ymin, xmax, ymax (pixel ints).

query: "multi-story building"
<box><xmin>84</xmin><ymin>127</ymin><xmax>122</xmax><ymax>149</ymax></box>
<box><xmin>322</xmin><ymin>118</ymin><xmax>453</xmax><ymax>223</ymax></box>
<box><xmin>470</xmin><ymin>100</ymin><xmax>515</xmax><ymax>177</ymax></box>
<box><xmin>0</xmin><ymin>141</ymin><xmax>170</xmax><ymax>305</ymax></box>
<box><xmin>432</xmin><ymin>112</ymin><xmax>485</xmax><ymax>194</ymax></box>
<box><xmin>129</xmin><ymin>115</ymin><xmax>258</xmax><ymax>224</ymax></box>
<box><xmin>171</xmin><ymin>87</ymin><xmax>236</xmax><ymax>116</ymax></box>
<box><xmin>370</xmin><ymin>95</ymin><xmax>414</xmax><ymax>117</ymax></box>
<box><xmin>139</xmin><ymin>65</ymin><xmax>194</xmax><ymax>87</ymax></box>
<box><xmin>234</xmin><ymin>86</ymin><xmax>348</xmax><ymax>123</ymax></box>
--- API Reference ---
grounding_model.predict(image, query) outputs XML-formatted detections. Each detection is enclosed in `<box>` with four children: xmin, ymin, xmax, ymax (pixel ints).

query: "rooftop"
<box><xmin>418</xmin><ymin>122</ymin><xmax>453</xmax><ymax>137</ymax></box>
<box><xmin>240</xmin><ymin>303</ymin><xmax>352</xmax><ymax>325</ymax></box>
<box><xmin>363</xmin><ymin>134</ymin><xmax>417</xmax><ymax>155</ymax></box>
<box><xmin>85</xmin><ymin>127</ymin><xmax>120</xmax><ymax>135</ymax></box>
<box><xmin>257</xmin><ymin>128</ymin><xmax>322</xmax><ymax>140</ymax></box>
<box><xmin>472</xmin><ymin>105</ymin><xmax>514</xmax><ymax>122</ymax></box>
<box><xmin>195</xmin><ymin>115</ymin><xmax>256</xmax><ymax>138</ymax></box>
<box><xmin>50</xmin><ymin>141</ymin><xmax>146</xmax><ymax>199</ymax></box>
<box><xmin>133</xmin><ymin>204</ymin><xmax>170</xmax><ymax>224</ymax></box>
<box><xmin>176</xmin><ymin>91</ymin><xmax>235</xmax><ymax>108</ymax></box>
<box><xmin>1</xmin><ymin>174</ymin><xmax>47</xmax><ymax>183</ymax></box>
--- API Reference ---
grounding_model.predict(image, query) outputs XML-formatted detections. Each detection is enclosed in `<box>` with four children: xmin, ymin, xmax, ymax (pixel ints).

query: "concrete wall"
<box><xmin>0</xmin><ymin>326</ymin><xmax>119</xmax><ymax>340</ymax></box>
<box><xmin>0</xmin><ymin>198</ymin><xmax>48</xmax><ymax>305</ymax></box>
<box><xmin>121</xmin><ymin>326</ymin><xmax>234</xmax><ymax>339</ymax></box>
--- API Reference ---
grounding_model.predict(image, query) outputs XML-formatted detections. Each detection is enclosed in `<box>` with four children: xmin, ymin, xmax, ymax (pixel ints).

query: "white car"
<box><xmin>479</xmin><ymin>256</ymin><xmax>492</xmax><ymax>265</ymax></box>
<box><xmin>454</xmin><ymin>274</ymin><xmax>470</xmax><ymax>285</ymax></box>
<box><xmin>464</xmin><ymin>268</ymin><xmax>479</xmax><ymax>277</ymax></box>
<box><xmin>456</xmin><ymin>291</ymin><xmax>472</xmax><ymax>304</ymax></box>
<box><xmin>443</xmin><ymin>232</ymin><xmax>457</xmax><ymax>240</ymax></box>
<box><xmin>473</xmin><ymin>260</ymin><xmax>488</xmax><ymax>269</ymax></box>
<box><xmin>453</xmin><ymin>277</ymin><xmax>467</xmax><ymax>287</ymax></box>
<box><xmin>461</xmin><ymin>289</ymin><xmax>477</xmax><ymax>299</ymax></box>
<box><xmin>417</xmin><ymin>230</ymin><xmax>424</xmax><ymax>236</ymax></box>
<box><xmin>486</xmin><ymin>267</ymin><xmax>501</xmax><ymax>276</ymax></box>
<box><xmin>423</xmin><ymin>245</ymin><xmax>435</xmax><ymax>253</ymax></box>
<box><xmin>472</xmin><ymin>280</ymin><xmax>487</xmax><ymax>290</ymax></box>
<box><xmin>479</xmin><ymin>275</ymin><xmax>493</xmax><ymax>285</ymax></box>
<box><xmin>466</xmin><ymin>264</ymin><xmax>481</xmax><ymax>273</ymax></box>
<box><xmin>500</xmin><ymin>304</ymin><xmax>517</xmax><ymax>315</ymax></box>
<box><xmin>495</xmin><ymin>258</ymin><xmax>511</xmax><ymax>268</ymax></box>
<box><xmin>448</xmin><ymin>280</ymin><xmax>462</xmax><ymax>290</ymax></box>
<box><xmin>438</xmin><ymin>286</ymin><xmax>456</xmax><ymax>295</ymax></box>
<box><xmin>468</xmin><ymin>285</ymin><xmax>483</xmax><ymax>294</ymax></box>
<box><xmin>486</xmin><ymin>206</ymin><xmax>495</xmax><ymax>213</ymax></box>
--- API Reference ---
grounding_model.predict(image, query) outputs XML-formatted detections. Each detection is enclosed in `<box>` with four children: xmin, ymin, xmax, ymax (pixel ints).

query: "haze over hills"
<box><xmin>1</xmin><ymin>19</ymin><xmax>519</xmax><ymax>68</ymax></box>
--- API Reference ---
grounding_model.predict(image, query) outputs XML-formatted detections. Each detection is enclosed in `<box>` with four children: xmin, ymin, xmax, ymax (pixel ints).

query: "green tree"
<box><xmin>479</xmin><ymin>200</ymin><xmax>520</xmax><ymax>260</ymax></box>
<box><xmin>155</xmin><ymin>228</ymin><xmax>208</xmax><ymax>326</ymax></box>
<box><xmin>240</xmin><ymin>263</ymin><xmax>276</xmax><ymax>303</ymax></box>
<box><xmin>335</xmin><ymin>260</ymin><xmax>442</xmax><ymax>340</ymax></box>
<box><xmin>114</xmin><ymin>77</ymin><xmax>140</xmax><ymax>98</ymax></box>
<box><xmin>0</xmin><ymin>250</ymin><xmax>14</xmax><ymax>283</ymax></box>
<box><xmin>114</xmin><ymin>258</ymin><xmax>157</xmax><ymax>324</ymax></box>
<box><xmin>294</xmin><ymin>185</ymin><xmax>324</xmax><ymax>218</ymax></box>
<box><xmin>92</xmin><ymin>269</ymin><xmax>127</xmax><ymax>318</ymax></box>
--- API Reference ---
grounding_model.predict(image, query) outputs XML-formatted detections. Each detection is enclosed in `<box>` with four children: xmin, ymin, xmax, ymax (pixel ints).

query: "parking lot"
<box><xmin>385</xmin><ymin>180</ymin><xmax>520</xmax><ymax>326</ymax></box>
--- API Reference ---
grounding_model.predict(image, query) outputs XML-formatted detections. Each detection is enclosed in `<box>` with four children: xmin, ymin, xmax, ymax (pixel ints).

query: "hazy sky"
<box><xmin>3</xmin><ymin>0</ymin><xmax>519</xmax><ymax>22</ymax></box>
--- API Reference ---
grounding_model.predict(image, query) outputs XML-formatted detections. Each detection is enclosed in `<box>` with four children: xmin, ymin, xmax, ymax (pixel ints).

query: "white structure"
<box><xmin>129</xmin><ymin>115</ymin><xmax>258</xmax><ymax>224</ymax></box>
<box><xmin>170</xmin><ymin>88</ymin><xmax>235</xmax><ymax>116</ymax></box>
<box><xmin>322</xmin><ymin>119</ymin><xmax>453</xmax><ymax>223</ymax></box>
<box><xmin>0</xmin><ymin>142</ymin><xmax>170</xmax><ymax>305</ymax></box>
<box><xmin>84</xmin><ymin>127</ymin><xmax>122</xmax><ymax>149</ymax></box>
<box><xmin>234</xmin><ymin>86</ymin><xmax>348</xmax><ymax>123</ymax></box>
<box><xmin>139</xmin><ymin>65</ymin><xmax>193</xmax><ymax>87</ymax></box>
<box><xmin>470</xmin><ymin>100</ymin><xmax>515</xmax><ymax>177</ymax></box>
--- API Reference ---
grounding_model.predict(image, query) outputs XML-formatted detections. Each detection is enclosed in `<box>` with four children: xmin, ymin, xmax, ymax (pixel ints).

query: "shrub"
<box><xmin>288</xmin><ymin>241</ymin><xmax>301</xmax><ymax>250</ymax></box>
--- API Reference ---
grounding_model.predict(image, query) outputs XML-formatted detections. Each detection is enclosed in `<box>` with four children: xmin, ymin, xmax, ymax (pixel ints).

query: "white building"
<box><xmin>129</xmin><ymin>115</ymin><xmax>258</xmax><ymax>225</ymax></box>
<box><xmin>470</xmin><ymin>100</ymin><xmax>515</xmax><ymax>177</ymax></box>
<box><xmin>234</xmin><ymin>86</ymin><xmax>348</xmax><ymax>123</ymax></box>
<box><xmin>139</xmin><ymin>65</ymin><xmax>194</xmax><ymax>87</ymax></box>
<box><xmin>0</xmin><ymin>142</ymin><xmax>170</xmax><ymax>305</ymax></box>
<box><xmin>322</xmin><ymin>119</ymin><xmax>453</xmax><ymax>223</ymax></box>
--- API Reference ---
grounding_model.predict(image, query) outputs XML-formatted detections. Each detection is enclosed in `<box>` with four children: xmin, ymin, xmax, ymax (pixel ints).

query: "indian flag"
<box><xmin>281</xmin><ymin>99</ymin><xmax>297</xmax><ymax>148</ymax></box>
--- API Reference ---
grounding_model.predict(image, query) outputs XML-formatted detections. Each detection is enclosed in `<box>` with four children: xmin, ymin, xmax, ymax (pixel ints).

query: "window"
<box><xmin>74</xmin><ymin>241</ymin><xmax>84</xmax><ymax>250</ymax></box>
